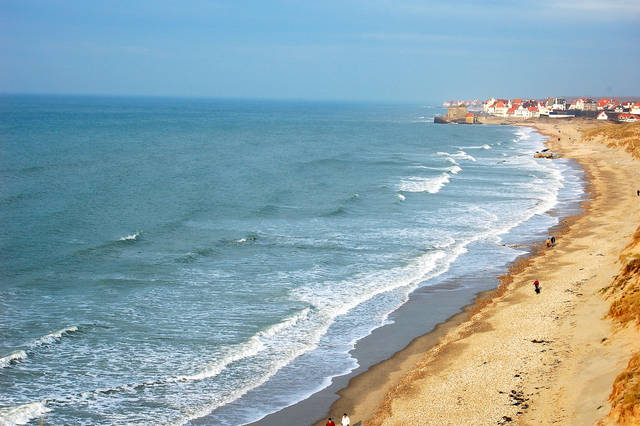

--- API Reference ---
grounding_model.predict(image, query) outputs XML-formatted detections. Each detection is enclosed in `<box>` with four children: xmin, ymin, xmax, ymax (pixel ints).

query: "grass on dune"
<box><xmin>601</xmin><ymin>226</ymin><xmax>640</xmax><ymax>424</ymax></box>
<box><xmin>583</xmin><ymin>122</ymin><xmax>640</xmax><ymax>160</ymax></box>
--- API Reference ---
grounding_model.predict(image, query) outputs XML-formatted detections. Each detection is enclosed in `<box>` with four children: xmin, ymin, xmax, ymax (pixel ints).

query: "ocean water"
<box><xmin>0</xmin><ymin>96</ymin><xmax>584</xmax><ymax>425</ymax></box>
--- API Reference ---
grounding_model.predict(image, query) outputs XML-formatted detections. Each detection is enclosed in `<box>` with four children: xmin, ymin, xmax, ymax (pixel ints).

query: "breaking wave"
<box><xmin>398</xmin><ymin>173</ymin><xmax>450</xmax><ymax>194</ymax></box>
<box><xmin>119</xmin><ymin>231</ymin><xmax>141</xmax><ymax>241</ymax></box>
<box><xmin>461</xmin><ymin>144</ymin><xmax>491</xmax><ymax>149</ymax></box>
<box><xmin>0</xmin><ymin>350</ymin><xmax>27</xmax><ymax>369</ymax></box>
<box><xmin>31</xmin><ymin>326</ymin><xmax>79</xmax><ymax>347</ymax></box>
<box><xmin>437</xmin><ymin>150</ymin><xmax>476</xmax><ymax>162</ymax></box>
<box><xmin>448</xmin><ymin>165</ymin><xmax>462</xmax><ymax>174</ymax></box>
<box><xmin>0</xmin><ymin>401</ymin><xmax>51</xmax><ymax>425</ymax></box>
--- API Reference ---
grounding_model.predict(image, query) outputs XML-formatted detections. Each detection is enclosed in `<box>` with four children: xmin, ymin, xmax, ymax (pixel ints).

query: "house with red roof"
<box><xmin>617</xmin><ymin>113</ymin><xmax>639</xmax><ymax>122</ymax></box>
<box><xmin>493</xmin><ymin>101</ymin><xmax>509</xmax><ymax>117</ymax></box>
<box><xmin>483</xmin><ymin>98</ymin><xmax>496</xmax><ymax>112</ymax></box>
<box><xmin>597</xmin><ymin>99</ymin><xmax>612</xmax><ymax>110</ymax></box>
<box><xmin>526</xmin><ymin>106</ymin><xmax>540</xmax><ymax>118</ymax></box>
<box><xmin>631</xmin><ymin>102</ymin><xmax>640</xmax><ymax>115</ymax></box>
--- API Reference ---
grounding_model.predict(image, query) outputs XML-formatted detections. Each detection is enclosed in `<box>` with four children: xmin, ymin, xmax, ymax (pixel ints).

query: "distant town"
<box><xmin>438</xmin><ymin>98</ymin><xmax>640</xmax><ymax>124</ymax></box>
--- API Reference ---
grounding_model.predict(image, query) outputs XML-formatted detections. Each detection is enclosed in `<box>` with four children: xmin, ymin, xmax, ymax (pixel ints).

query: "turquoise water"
<box><xmin>0</xmin><ymin>96</ymin><xmax>584</xmax><ymax>425</ymax></box>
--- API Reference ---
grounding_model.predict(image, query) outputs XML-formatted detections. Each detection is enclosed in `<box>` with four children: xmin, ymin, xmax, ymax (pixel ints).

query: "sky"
<box><xmin>1</xmin><ymin>0</ymin><xmax>639</xmax><ymax>103</ymax></box>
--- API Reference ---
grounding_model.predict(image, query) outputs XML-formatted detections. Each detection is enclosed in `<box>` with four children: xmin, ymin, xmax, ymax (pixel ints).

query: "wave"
<box><xmin>448</xmin><ymin>165</ymin><xmax>462</xmax><ymax>174</ymax></box>
<box><xmin>398</xmin><ymin>173</ymin><xmax>450</xmax><ymax>194</ymax></box>
<box><xmin>513</xmin><ymin>127</ymin><xmax>533</xmax><ymax>142</ymax></box>
<box><xmin>450</xmin><ymin>150</ymin><xmax>476</xmax><ymax>162</ymax></box>
<box><xmin>119</xmin><ymin>231</ymin><xmax>141</xmax><ymax>242</ymax></box>
<box><xmin>1</xmin><ymin>327</ymin><xmax>79</xmax><ymax>370</ymax></box>
<box><xmin>436</xmin><ymin>150</ymin><xmax>476</xmax><ymax>162</ymax></box>
<box><xmin>395</xmin><ymin>193</ymin><xmax>406</xmax><ymax>201</ymax></box>
<box><xmin>31</xmin><ymin>326</ymin><xmax>79</xmax><ymax>347</ymax></box>
<box><xmin>460</xmin><ymin>144</ymin><xmax>491</xmax><ymax>150</ymax></box>
<box><xmin>46</xmin><ymin>309</ymin><xmax>319</xmax><ymax>426</ymax></box>
<box><xmin>175</xmin><ymin>307</ymin><xmax>312</xmax><ymax>383</ymax></box>
<box><xmin>0</xmin><ymin>401</ymin><xmax>51</xmax><ymax>425</ymax></box>
<box><xmin>176</xmin><ymin>308</ymin><xmax>322</xmax><ymax>424</ymax></box>
<box><xmin>234</xmin><ymin>233</ymin><xmax>257</xmax><ymax>244</ymax></box>
<box><xmin>0</xmin><ymin>350</ymin><xmax>27</xmax><ymax>369</ymax></box>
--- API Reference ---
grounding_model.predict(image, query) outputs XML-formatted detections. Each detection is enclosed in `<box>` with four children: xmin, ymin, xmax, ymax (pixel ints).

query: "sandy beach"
<box><xmin>318</xmin><ymin>119</ymin><xmax>640</xmax><ymax>425</ymax></box>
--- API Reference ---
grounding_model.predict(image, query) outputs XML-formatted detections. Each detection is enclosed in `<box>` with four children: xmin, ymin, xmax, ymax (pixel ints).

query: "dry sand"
<box><xmin>320</xmin><ymin>118</ymin><xmax>640</xmax><ymax>425</ymax></box>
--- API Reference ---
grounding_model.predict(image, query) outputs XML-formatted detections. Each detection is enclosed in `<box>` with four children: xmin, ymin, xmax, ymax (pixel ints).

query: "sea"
<box><xmin>0</xmin><ymin>95</ymin><xmax>585</xmax><ymax>425</ymax></box>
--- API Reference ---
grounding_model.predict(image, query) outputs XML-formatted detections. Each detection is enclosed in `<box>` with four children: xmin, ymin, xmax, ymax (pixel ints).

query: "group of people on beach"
<box><xmin>326</xmin><ymin>413</ymin><xmax>350</xmax><ymax>426</ymax></box>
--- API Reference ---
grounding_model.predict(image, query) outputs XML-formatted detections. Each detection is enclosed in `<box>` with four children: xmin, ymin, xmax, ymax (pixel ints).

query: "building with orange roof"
<box><xmin>465</xmin><ymin>112</ymin><xmax>475</xmax><ymax>124</ymax></box>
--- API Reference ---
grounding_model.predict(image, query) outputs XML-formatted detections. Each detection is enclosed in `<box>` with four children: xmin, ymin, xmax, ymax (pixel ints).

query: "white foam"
<box><xmin>448</xmin><ymin>165</ymin><xmax>462</xmax><ymax>174</ymax></box>
<box><xmin>170</xmin><ymin>308</ymin><xmax>322</xmax><ymax>424</ymax></box>
<box><xmin>433</xmin><ymin>236</ymin><xmax>456</xmax><ymax>249</ymax></box>
<box><xmin>398</xmin><ymin>174</ymin><xmax>450</xmax><ymax>194</ymax></box>
<box><xmin>31</xmin><ymin>326</ymin><xmax>78</xmax><ymax>347</ymax></box>
<box><xmin>174</xmin><ymin>338</ymin><xmax>263</xmax><ymax>383</ymax></box>
<box><xmin>437</xmin><ymin>150</ymin><xmax>476</xmax><ymax>162</ymax></box>
<box><xmin>513</xmin><ymin>127</ymin><xmax>533</xmax><ymax>142</ymax></box>
<box><xmin>461</xmin><ymin>144</ymin><xmax>491</xmax><ymax>150</ymax></box>
<box><xmin>0</xmin><ymin>350</ymin><xmax>27</xmax><ymax>369</ymax></box>
<box><xmin>235</xmin><ymin>238</ymin><xmax>247</xmax><ymax>243</ymax></box>
<box><xmin>119</xmin><ymin>232</ymin><xmax>140</xmax><ymax>241</ymax></box>
<box><xmin>171</xmin><ymin>308</ymin><xmax>311</xmax><ymax>384</ymax></box>
<box><xmin>0</xmin><ymin>401</ymin><xmax>51</xmax><ymax>425</ymax></box>
<box><xmin>450</xmin><ymin>150</ymin><xmax>476</xmax><ymax>162</ymax></box>
<box><xmin>395</xmin><ymin>193</ymin><xmax>406</xmax><ymax>201</ymax></box>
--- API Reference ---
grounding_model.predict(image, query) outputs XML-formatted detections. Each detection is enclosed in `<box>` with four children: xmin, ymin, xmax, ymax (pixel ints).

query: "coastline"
<box><xmin>360</xmin><ymin>118</ymin><xmax>640</xmax><ymax>425</ymax></box>
<box><xmin>252</xmin><ymin>121</ymin><xmax>597</xmax><ymax>425</ymax></box>
<box><xmin>271</xmin><ymin>118</ymin><xmax>640</xmax><ymax>425</ymax></box>
<box><xmin>310</xmin><ymin>121</ymin><xmax>592</xmax><ymax>425</ymax></box>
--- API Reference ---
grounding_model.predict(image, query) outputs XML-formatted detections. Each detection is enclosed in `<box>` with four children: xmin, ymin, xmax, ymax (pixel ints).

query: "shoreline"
<box><xmin>312</xmin><ymin>121</ymin><xmax>590</xmax><ymax>425</ymax></box>
<box><xmin>250</xmin><ymin>122</ymin><xmax>591</xmax><ymax>426</ymax></box>
<box><xmin>363</xmin><ymin>118</ymin><xmax>639</xmax><ymax>424</ymax></box>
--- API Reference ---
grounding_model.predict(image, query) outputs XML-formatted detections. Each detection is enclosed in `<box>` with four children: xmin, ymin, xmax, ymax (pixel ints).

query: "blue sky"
<box><xmin>1</xmin><ymin>0</ymin><xmax>639</xmax><ymax>102</ymax></box>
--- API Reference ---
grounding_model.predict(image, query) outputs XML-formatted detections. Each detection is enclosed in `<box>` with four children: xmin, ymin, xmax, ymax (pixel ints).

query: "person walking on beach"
<box><xmin>326</xmin><ymin>417</ymin><xmax>336</xmax><ymax>426</ymax></box>
<box><xmin>545</xmin><ymin>237</ymin><xmax>552</xmax><ymax>248</ymax></box>
<box><xmin>550</xmin><ymin>236</ymin><xmax>556</xmax><ymax>246</ymax></box>
<box><xmin>342</xmin><ymin>413</ymin><xmax>351</xmax><ymax>426</ymax></box>
<box><xmin>533</xmin><ymin>280</ymin><xmax>541</xmax><ymax>294</ymax></box>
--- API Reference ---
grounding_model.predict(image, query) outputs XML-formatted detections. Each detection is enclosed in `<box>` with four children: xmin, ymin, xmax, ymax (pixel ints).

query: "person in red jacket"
<box><xmin>533</xmin><ymin>280</ymin><xmax>541</xmax><ymax>294</ymax></box>
<box><xmin>326</xmin><ymin>417</ymin><xmax>336</xmax><ymax>426</ymax></box>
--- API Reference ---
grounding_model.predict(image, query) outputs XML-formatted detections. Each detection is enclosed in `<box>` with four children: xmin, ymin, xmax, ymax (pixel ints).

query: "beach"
<box><xmin>316</xmin><ymin>119</ymin><xmax>640</xmax><ymax>425</ymax></box>
<box><xmin>3</xmin><ymin>97</ymin><xmax>638</xmax><ymax>425</ymax></box>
